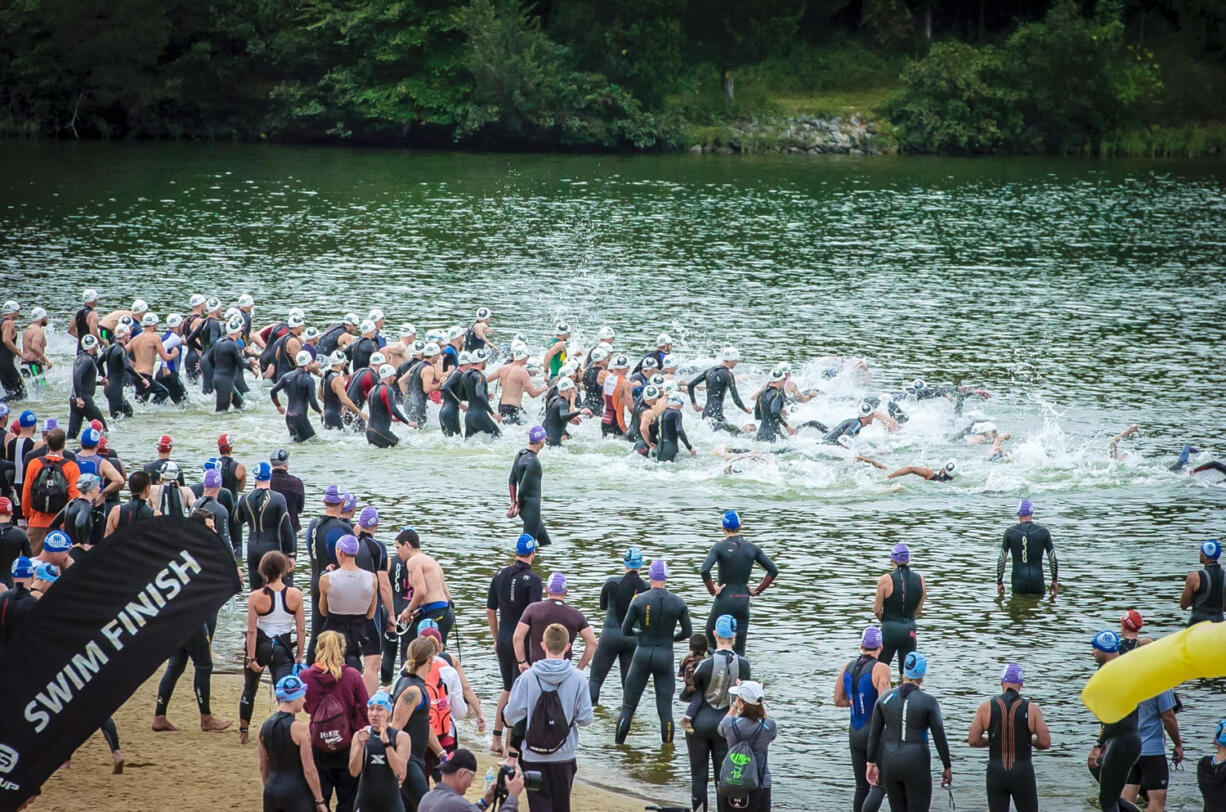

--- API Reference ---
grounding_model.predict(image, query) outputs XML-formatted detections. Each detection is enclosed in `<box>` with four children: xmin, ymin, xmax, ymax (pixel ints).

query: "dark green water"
<box><xmin>3</xmin><ymin>142</ymin><xmax>1225</xmax><ymax>810</ymax></box>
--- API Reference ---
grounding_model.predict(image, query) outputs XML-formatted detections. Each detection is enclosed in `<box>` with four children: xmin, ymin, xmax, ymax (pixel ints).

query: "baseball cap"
<box><xmin>34</xmin><ymin>562</ymin><xmax>60</xmax><ymax>583</ymax></box>
<box><xmin>527</xmin><ymin>425</ymin><xmax>546</xmax><ymax>444</ymax></box>
<box><xmin>43</xmin><ymin>530</ymin><xmax>72</xmax><ymax>552</ymax></box>
<box><xmin>714</xmin><ymin>614</ymin><xmax>738</xmax><ymax>639</ymax></box>
<box><xmin>861</xmin><ymin>626</ymin><xmax>882</xmax><ymax>650</ymax></box>
<box><xmin>1121</xmin><ymin>610</ymin><xmax>1143</xmax><ymax>632</ymax></box>
<box><xmin>336</xmin><ymin>535</ymin><xmax>360</xmax><ymax>556</ymax></box>
<box><xmin>203</xmin><ymin>469</ymin><xmax>222</xmax><ymax>489</ymax></box>
<box><xmin>1092</xmin><ymin>630</ymin><xmax>1121</xmax><ymax>653</ymax></box>
<box><xmin>891</xmin><ymin>543</ymin><xmax>910</xmax><ymax>564</ymax></box>
<box><xmin>729</xmin><ymin>680</ymin><xmax>764</xmax><ymax>705</ymax></box>
<box><xmin>358</xmin><ymin>506</ymin><xmax>379</xmax><ymax>529</ymax></box>
<box><xmin>1000</xmin><ymin>663</ymin><xmax>1024</xmax><ymax>685</ymax></box>
<box><xmin>275</xmin><ymin>675</ymin><xmax>308</xmax><ymax>702</ymax></box>
<box><xmin>253</xmin><ymin>462</ymin><xmax>272</xmax><ymax>482</ymax></box>
<box><xmin>515</xmin><ymin>534</ymin><xmax>537</xmax><ymax>556</ymax></box>
<box><xmin>904</xmin><ymin>651</ymin><xmax>928</xmax><ymax>679</ymax></box>
<box><xmin>440</xmin><ymin>748</ymin><xmax>478</xmax><ymax>775</ymax></box>
<box><xmin>546</xmin><ymin>572</ymin><xmax>567</xmax><ymax>594</ymax></box>
<box><xmin>1017</xmin><ymin>499</ymin><xmax>1034</xmax><ymax>517</ymax></box>
<box><xmin>323</xmin><ymin>484</ymin><xmax>344</xmax><ymax>505</ymax></box>
<box><xmin>722</xmin><ymin>510</ymin><xmax>741</xmax><ymax>531</ymax></box>
<box><xmin>157</xmin><ymin>434</ymin><xmax>174</xmax><ymax>452</ymax></box>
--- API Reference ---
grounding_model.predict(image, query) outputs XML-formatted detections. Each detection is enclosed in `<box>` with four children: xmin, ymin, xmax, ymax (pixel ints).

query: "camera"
<box><xmin>495</xmin><ymin>764</ymin><xmax>542</xmax><ymax>798</ymax></box>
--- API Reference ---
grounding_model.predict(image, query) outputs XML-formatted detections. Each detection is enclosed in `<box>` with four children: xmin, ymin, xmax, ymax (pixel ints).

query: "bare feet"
<box><xmin>489</xmin><ymin>734</ymin><xmax>504</xmax><ymax>756</ymax></box>
<box><xmin>112</xmin><ymin>751</ymin><xmax>125</xmax><ymax>774</ymax></box>
<box><xmin>238</xmin><ymin>727</ymin><xmax>249</xmax><ymax>745</ymax></box>
<box><xmin>200</xmin><ymin>715</ymin><xmax>232</xmax><ymax>732</ymax></box>
<box><xmin>151</xmin><ymin>716</ymin><xmax>179</xmax><ymax>732</ymax></box>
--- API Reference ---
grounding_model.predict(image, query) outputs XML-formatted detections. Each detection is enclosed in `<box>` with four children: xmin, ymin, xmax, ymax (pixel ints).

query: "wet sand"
<box><xmin>34</xmin><ymin>673</ymin><xmax>647</xmax><ymax>811</ymax></box>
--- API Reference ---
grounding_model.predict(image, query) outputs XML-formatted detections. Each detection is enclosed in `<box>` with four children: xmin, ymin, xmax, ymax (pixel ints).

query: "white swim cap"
<box><xmin>650</xmin><ymin>373</ymin><xmax>666</xmax><ymax>386</ymax></box>
<box><xmin>329</xmin><ymin>350</ymin><xmax>347</xmax><ymax>366</ymax></box>
<box><xmin>287</xmin><ymin>314</ymin><xmax>305</xmax><ymax>328</ymax></box>
<box><xmin>476</xmin><ymin>307</ymin><xmax>491</xmax><ymax>321</ymax></box>
<box><xmin>115</xmin><ymin>324</ymin><xmax>131</xmax><ymax>337</ymax></box>
<box><xmin>224</xmin><ymin>307</ymin><xmax>240</xmax><ymax>321</ymax></box>
<box><xmin>189</xmin><ymin>294</ymin><xmax>205</xmax><ymax>308</ymax></box>
<box><xmin>661</xmin><ymin>354</ymin><xmax>678</xmax><ymax>369</ymax></box>
<box><xmin>359</xmin><ymin>319</ymin><xmax>376</xmax><ymax>334</ymax></box>
<box><xmin>166</xmin><ymin>313</ymin><xmax>183</xmax><ymax>329</ymax></box>
<box><xmin>611</xmin><ymin>354</ymin><xmax>630</xmax><ymax>370</ymax></box>
<box><xmin>161</xmin><ymin>460</ymin><xmax>180</xmax><ymax>479</ymax></box>
<box><xmin>656</xmin><ymin>332</ymin><xmax>673</xmax><ymax>347</ymax></box>
<box><xmin>399</xmin><ymin>323</ymin><xmax>416</xmax><ymax>338</ymax></box>
<box><xmin>447</xmin><ymin>325</ymin><xmax>465</xmax><ymax>341</ymax></box>
<box><xmin>343</xmin><ymin>313</ymin><xmax>361</xmax><ymax>326</ymax></box>
<box><xmin>667</xmin><ymin>393</ymin><xmax>684</xmax><ymax>406</ymax></box>
<box><xmin>597</xmin><ymin>341</ymin><xmax>614</xmax><ymax>353</ymax></box>
<box><xmin>412</xmin><ymin>340</ymin><xmax>425</xmax><ymax>353</ymax></box>
<box><xmin>557</xmin><ymin>377</ymin><xmax>575</xmax><ymax>392</ymax></box>
<box><xmin>238</xmin><ymin>293</ymin><xmax>254</xmax><ymax>308</ymax></box>
<box><xmin>513</xmin><ymin>347</ymin><xmax>530</xmax><ymax>361</ymax></box>
<box><xmin>368</xmin><ymin>308</ymin><xmax>384</xmax><ymax>322</ymax></box>
<box><xmin>295</xmin><ymin>350</ymin><xmax>312</xmax><ymax>367</ymax></box>
<box><xmin>860</xmin><ymin>401</ymin><xmax>874</xmax><ymax>415</ymax></box>
<box><xmin>423</xmin><ymin>342</ymin><xmax>441</xmax><ymax>357</ymax></box>
<box><xmin>141</xmin><ymin>313</ymin><xmax>159</xmax><ymax>328</ymax></box>
<box><xmin>205</xmin><ymin>297</ymin><xmax>222</xmax><ymax>312</ymax></box>
<box><xmin>663</xmin><ymin>381</ymin><xmax>678</xmax><ymax>395</ymax></box>
<box><xmin>119</xmin><ymin>315</ymin><xmax>134</xmax><ymax>327</ymax></box>
<box><xmin>288</xmin><ymin>307</ymin><xmax>305</xmax><ymax>321</ymax></box>
<box><xmin>378</xmin><ymin>364</ymin><xmax>397</xmax><ymax>379</ymax></box>
<box><xmin>555</xmin><ymin>320</ymin><xmax>570</xmax><ymax>335</ymax></box>
<box><xmin>303</xmin><ymin>326</ymin><xmax>319</xmax><ymax>340</ymax></box>
<box><xmin>80</xmin><ymin>334</ymin><xmax>99</xmax><ymax>351</ymax></box>
<box><xmin>369</xmin><ymin>352</ymin><xmax>386</xmax><ymax>367</ymax></box>
<box><xmin>131</xmin><ymin>299</ymin><xmax>149</xmax><ymax>314</ymax></box>
<box><xmin>590</xmin><ymin>347</ymin><xmax>610</xmax><ymax>363</ymax></box>
<box><xmin>597</xmin><ymin>326</ymin><xmax>615</xmax><ymax>341</ymax></box>
<box><xmin>458</xmin><ymin>350</ymin><xmax>472</xmax><ymax>365</ymax></box>
<box><xmin>912</xmin><ymin>378</ymin><xmax>926</xmax><ymax>391</ymax></box>
<box><xmin>720</xmin><ymin>346</ymin><xmax>740</xmax><ymax>362</ymax></box>
<box><xmin>943</xmin><ymin>460</ymin><xmax>957</xmax><ymax>475</ymax></box>
<box><xmin>30</xmin><ymin>306</ymin><xmax>47</xmax><ymax>322</ymax></box>
<box><xmin>472</xmin><ymin>348</ymin><xmax>489</xmax><ymax>364</ymax></box>
<box><xmin>226</xmin><ymin>316</ymin><xmax>244</xmax><ymax>334</ymax></box>
<box><xmin>642</xmin><ymin>384</ymin><xmax>660</xmax><ymax>400</ymax></box>
<box><xmin>83</xmin><ymin>288</ymin><xmax>99</xmax><ymax>304</ymax></box>
<box><xmin>642</xmin><ymin>357</ymin><xmax>659</xmax><ymax>371</ymax></box>
<box><xmin>1</xmin><ymin>301</ymin><xmax>19</xmax><ymax>316</ymax></box>
<box><xmin>769</xmin><ymin>367</ymin><xmax>786</xmax><ymax>382</ymax></box>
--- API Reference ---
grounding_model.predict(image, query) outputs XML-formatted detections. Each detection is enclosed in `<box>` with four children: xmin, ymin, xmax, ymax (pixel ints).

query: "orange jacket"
<box><xmin>21</xmin><ymin>454</ymin><xmax>81</xmax><ymax>528</ymax></box>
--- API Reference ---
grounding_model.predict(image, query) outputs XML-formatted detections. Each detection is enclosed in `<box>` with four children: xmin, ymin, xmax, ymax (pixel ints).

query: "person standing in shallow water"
<box><xmin>700</xmin><ymin>510</ymin><xmax>778</xmax><ymax>656</ymax></box>
<box><xmin>997</xmin><ymin>499</ymin><xmax>1058</xmax><ymax>598</ymax></box>
<box><xmin>874</xmin><ymin>543</ymin><xmax>925</xmax><ymax>678</ymax></box>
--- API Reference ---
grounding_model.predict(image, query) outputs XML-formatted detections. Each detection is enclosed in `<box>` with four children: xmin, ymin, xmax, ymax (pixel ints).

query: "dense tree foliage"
<box><xmin>0</xmin><ymin>0</ymin><xmax>1220</xmax><ymax>152</ymax></box>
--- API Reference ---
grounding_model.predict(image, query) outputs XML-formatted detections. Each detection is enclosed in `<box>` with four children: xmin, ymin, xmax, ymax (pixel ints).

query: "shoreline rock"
<box><xmin>688</xmin><ymin>114</ymin><xmax>897</xmax><ymax>156</ymax></box>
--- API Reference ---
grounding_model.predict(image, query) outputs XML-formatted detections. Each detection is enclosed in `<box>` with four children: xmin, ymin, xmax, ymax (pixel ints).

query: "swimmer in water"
<box><xmin>688</xmin><ymin>347</ymin><xmax>752</xmax><ymax>431</ymax></box>
<box><xmin>873</xmin><ymin>459</ymin><xmax>958</xmax><ymax>483</ymax></box>
<box><xmin>464</xmin><ymin>307</ymin><xmax>499</xmax><ymax>355</ymax></box>
<box><xmin>823</xmin><ymin>401</ymin><xmax>897</xmax><ymax>445</ymax></box>
<box><xmin>543</xmin><ymin>378</ymin><xmax>589</xmax><ymax>447</ymax></box>
<box><xmin>1108</xmin><ymin>424</ymin><xmax>1140</xmax><ymax>460</ymax></box>
<box><xmin>656</xmin><ymin>394</ymin><xmax>696</xmax><ymax>462</ymax></box>
<box><xmin>489</xmin><ymin>346</ymin><xmax>546</xmax><ymax>426</ymax></box>
<box><xmin>462</xmin><ymin>348</ymin><xmax>502</xmax><ymax>438</ymax></box>
<box><xmin>542</xmin><ymin>321</ymin><xmax>571</xmax><ymax>379</ymax></box>
<box><xmin>1169</xmin><ymin>443</ymin><xmax>1226</xmax><ymax>477</ymax></box>
<box><xmin>902</xmin><ymin>378</ymin><xmax>992</xmax><ymax>415</ymax></box>
<box><xmin>20</xmin><ymin>307</ymin><xmax>51</xmax><ymax>386</ymax></box>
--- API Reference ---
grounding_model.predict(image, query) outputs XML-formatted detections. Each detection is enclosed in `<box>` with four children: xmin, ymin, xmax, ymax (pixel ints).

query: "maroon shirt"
<box><xmin>301</xmin><ymin>663</ymin><xmax>369</xmax><ymax>743</ymax></box>
<box><xmin>518</xmin><ymin>599</ymin><xmax>589</xmax><ymax>663</ymax></box>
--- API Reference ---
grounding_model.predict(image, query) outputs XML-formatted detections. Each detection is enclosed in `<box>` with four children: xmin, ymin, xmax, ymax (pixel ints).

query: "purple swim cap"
<box><xmin>323</xmin><ymin>484</ymin><xmax>344</xmax><ymax>505</ymax></box>
<box><xmin>890</xmin><ymin>543</ymin><xmax>910</xmax><ymax>564</ymax></box>
<box><xmin>649</xmin><ymin>559</ymin><xmax>670</xmax><ymax>581</ymax></box>
<box><xmin>341</xmin><ymin>492</ymin><xmax>356</xmax><ymax>512</ymax></box>
<box><xmin>528</xmin><ymin>425</ymin><xmax>547</xmax><ymax>444</ymax></box>
<box><xmin>203</xmin><ymin>469</ymin><xmax>222</xmax><ymax>488</ymax></box>
<box><xmin>1000</xmin><ymin>663</ymin><xmax>1024</xmax><ymax>685</ymax></box>
<box><xmin>546</xmin><ymin>572</ymin><xmax>567</xmax><ymax>594</ymax></box>
<box><xmin>861</xmin><ymin>626</ymin><xmax>882</xmax><ymax>649</ymax></box>
<box><xmin>358</xmin><ymin>506</ymin><xmax>379</xmax><ymax>529</ymax></box>
<box><xmin>336</xmin><ymin>534</ymin><xmax>360</xmax><ymax>556</ymax></box>
<box><xmin>1017</xmin><ymin>499</ymin><xmax>1033</xmax><ymax>517</ymax></box>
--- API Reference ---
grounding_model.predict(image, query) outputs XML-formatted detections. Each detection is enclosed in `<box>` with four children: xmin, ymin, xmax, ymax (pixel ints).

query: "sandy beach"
<box><xmin>34</xmin><ymin>673</ymin><xmax>647</xmax><ymax>811</ymax></box>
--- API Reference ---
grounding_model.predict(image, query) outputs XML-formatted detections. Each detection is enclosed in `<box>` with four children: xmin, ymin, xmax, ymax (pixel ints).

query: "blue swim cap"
<box><xmin>42</xmin><ymin>530</ymin><xmax>72</xmax><ymax>553</ymax></box>
<box><xmin>515</xmin><ymin>533</ymin><xmax>537</xmax><ymax>556</ymax></box>
<box><xmin>1217</xmin><ymin>719</ymin><xmax>1226</xmax><ymax>747</ymax></box>
<box><xmin>417</xmin><ymin>618</ymin><xmax>439</xmax><ymax>634</ymax></box>
<box><xmin>714</xmin><ymin>614</ymin><xmax>737</xmax><ymax>639</ymax></box>
<box><xmin>368</xmin><ymin>690</ymin><xmax>394</xmax><ymax>712</ymax></box>
<box><xmin>80</xmin><ymin>428</ymin><xmax>101</xmax><ymax>448</ymax></box>
<box><xmin>275</xmin><ymin>675</ymin><xmax>307</xmax><ymax>702</ymax></box>
<box><xmin>35</xmin><ymin>562</ymin><xmax>60</xmax><ymax>583</ymax></box>
<box><xmin>253</xmin><ymin>462</ymin><xmax>272</xmax><ymax>482</ymax></box>
<box><xmin>10</xmin><ymin>556</ymin><xmax>34</xmax><ymax>579</ymax></box>
<box><xmin>903</xmin><ymin>651</ymin><xmax>928</xmax><ymax>679</ymax></box>
<box><xmin>203</xmin><ymin>457</ymin><xmax>218</xmax><ymax>471</ymax></box>
<box><xmin>18</xmin><ymin>410</ymin><xmax>36</xmax><ymax>428</ymax></box>
<box><xmin>1202</xmin><ymin>539</ymin><xmax>1222</xmax><ymax>561</ymax></box>
<box><xmin>1092</xmin><ymin>630</ymin><xmax>1121</xmax><ymax>653</ymax></box>
<box><xmin>623</xmin><ymin>547</ymin><xmax>643</xmax><ymax>569</ymax></box>
<box><xmin>722</xmin><ymin>510</ymin><xmax>741</xmax><ymax>531</ymax></box>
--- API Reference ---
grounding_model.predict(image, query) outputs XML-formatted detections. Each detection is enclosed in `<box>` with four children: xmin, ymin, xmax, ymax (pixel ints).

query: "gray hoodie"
<box><xmin>503</xmin><ymin>657</ymin><xmax>593</xmax><ymax>763</ymax></box>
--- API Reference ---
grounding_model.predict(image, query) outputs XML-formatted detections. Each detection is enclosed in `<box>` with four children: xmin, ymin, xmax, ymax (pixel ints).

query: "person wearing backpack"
<box><xmin>21</xmin><ymin>427</ymin><xmax>79</xmax><ymax>554</ymax></box>
<box><xmin>682</xmin><ymin>614</ymin><xmax>751</xmax><ymax>812</ymax></box>
<box><xmin>503</xmin><ymin>622</ymin><xmax>594</xmax><ymax>812</ymax></box>
<box><xmin>303</xmin><ymin>630</ymin><xmax>370</xmax><ymax>812</ymax></box>
<box><xmin>717</xmin><ymin>681</ymin><xmax>778</xmax><ymax>812</ymax></box>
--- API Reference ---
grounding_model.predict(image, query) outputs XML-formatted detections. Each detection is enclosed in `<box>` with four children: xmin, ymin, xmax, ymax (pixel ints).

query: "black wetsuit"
<box><xmin>0</xmin><ymin>321</ymin><xmax>23</xmax><ymax>402</ymax></box>
<box><xmin>657</xmin><ymin>408</ymin><xmax>693</xmax><ymax>462</ymax></box>
<box><xmin>880</xmin><ymin>565</ymin><xmax>922</xmax><ymax>676</ymax></box>
<box><xmin>627</xmin><ymin>398</ymin><xmax>655</xmax><ymax>454</ymax></box>
<box><xmin>205</xmin><ymin>335</ymin><xmax>245</xmax><ymax>411</ymax></box>
<box><xmin>237</xmin><ymin>488</ymin><xmax>296</xmax><ymax>589</ymax></box>
<box><xmin>321</xmin><ymin>368</ymin><xmax>347</xmax><ymax>430</ymax></box>
<box><xmin>543</xmin><ymin>394</ymin><xmax>581</xmax><ymax>447</ymax></box>
<box><xmin>270</xmin><ymin>334</ymin><xmax>300</xmax><ymax>382</ymax></box>
<box><xmin>100</xmin><ymin>342</ymin><xmax>134</xmax><ymax>418</ymax></box>
<box><xmin>616</xmin><ymin>586</ymin><xmax>692</xmax><ymax>743</ymax></box>
<box><xmin>180</xmin><ymin>313</ymin><xmax>203</xmax><ymax>381</ymax></box>
<box><xmin>270</xmin><ymin>368</ymin><xmax>322</xmax><ymax>443</ymax></box>
<box><xmin>985</xmin><ymin>689</ymin><xmax>1038</xmax><ymax>812</ymax></box>
<box><xmin>67</xmin><ymin>351</ymin><xmax>105</xmax><ymax>439</ymax></box>
<box><xmin>188</xmin><ymin>316</ymin><xmax>223</xmax><ymax>394</ymax></box>
<box><xmin>0</xmin><ymin>523</ymin><xmax>31</xmax><ymax>588</ymax></box>
<box><xmin>113</xmin><ymin>496</ymin><xmax>154</xmax><ymax>530</ymax></box>
<box><xmin>463</xmin><ymin>324</ymin><xmax>487</xmax><ymax>352</ymax></box>
<box><xmin>843</xmin><ymin>654</ymin><xmax>887</xmax><ymax>812</ymax></box>
<box><xmin>688</xmin><ymin>365</ymin><xmax>747</xmax><ymax>426</ymax></box>
<box><xmin>509</xmin><ymin>447</ymin><xmax>549</xmax><ymax>545</ymax></box>
<box><xmin>349</xmin><ymin>337</ymin><xmax>376</xmax><ymax>374</ymax></box>
<box><xmin>867</xmin><ymin>683</ymin><xmax>952</xmax><ymax>812</ymax></box>
<box><xmin>582</xmin><ymin>365</ymin><xmax>605</xmax><ymax>416</ymax></box>
<box><xmin>1198</xmin><ymin>754</ymin><xmax>1226</xmax><ymax>811</ymax></box>
<box><xmin>193</xmin><ymin>493</ymin><xmax>233</xmax><ymax>554</ymax></box>
<box><xmin>700</xmin><ymin>534</ymin><xmax>778</xmax><ymax>655</ymax></box>
<box><xmin>316</xmin><ymin>324</ymin><xmax>347</xmax><ymax>357</ymax></box>
<box><xmin>438</xmin><ymin>368</ymin><xmax>465</xmax><ymax>437</ymax></box>
<box><xmin>1189</xmin><ymin>562</ymin><xmax>1225</xmax><ymax>625</ymax></box>
<box><xmin>403</xmin><ymin>360</ymin><xmax>428</xmax><ymax>426</ymax></box>
<box><xmin>239</xmin><ymin>586</ymin><xmax>297</xmax><ymax>728</ymax></box>
<box><xmin>354</xmin><ymin>726</ymin><xmax>405</xmax><ymax>812</ymax></box>
<box><xmin>463</xmin><ymin>368</ymin><xmax>500</xmax><ymax>438</ymax></box>
<box><xmin>486</xmin><ymin>560</ymin><xmax>543</xmax><ymax>692</ymax></box>
<box><xmin>391</xmin><ymin>672</ymin><xmax>431</xmax><ymax>809</ymax></box>
<box><xmin>753</xmin><ymin>387</ymin><xmax>789</xmax><ymax>441</ymax></box>
<box><xmin>589</xmin><ymin>570</ymin><xmax>648</xmax><ymax>704</ymax></box>
<box><xmin>1093</xmin><ymin>704</ymin><xmax>1142</xmax><ymax>812</ymax></box>
<box><xmin>260</xmin><ymin>710</ymin><xmax>313</xmax><ymax>812</ymax></box>
<box><xmin>155</xmin><ymin>620</ymin><xmax>216</xmax><ymax>720</ymax></box>
<box><xmin>73</xmin><ymin>304</ymin><xmax>94</xmax><ymax>352</ymax></box>
<box><xmin>685</xmin><ymin>649</ymin><xmax>751</xmax><ymax>812</ymax></box>
<box><xmin>366</xmin><ymin>381</ymin><xmax>408</xmax><ymax>448</ymax></box>
<box><xmin>998</xmin><ymin>522</ymin><xmax>1057</xmax><ymax>596</ymax></box>
<box><xmin>51</xmin><ymin>496</ymin><xmax>97</xmax><ymax>549</ymax></box>
<box><xmin>824</xmin><ymin>416</ymin><xmax>866</xmax><ymax>445</ymax></box>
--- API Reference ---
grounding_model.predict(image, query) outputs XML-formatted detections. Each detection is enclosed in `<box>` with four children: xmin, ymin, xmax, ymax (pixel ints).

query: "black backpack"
<box><xmin>30</xmin><ymin>458</ymin><xmax>69</xmax><ymax>515</ymax></box>
<box><xmin>523</xmin><ymin>675</ymin><xmax>574</xmax><ymax>756</ymax></box>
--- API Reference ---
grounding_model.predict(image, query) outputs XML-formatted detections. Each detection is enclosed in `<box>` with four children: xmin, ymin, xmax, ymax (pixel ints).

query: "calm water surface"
<box><xmin>3</xmin><ymin>142</ymin><xmax>1226</xmax><ymax>810</ymax></box>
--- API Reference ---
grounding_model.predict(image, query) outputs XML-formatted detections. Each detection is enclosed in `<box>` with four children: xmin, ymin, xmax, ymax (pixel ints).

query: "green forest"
<box><xmin>1</xmin><ymin>0</ymin><xmax>1223</xmax><ymax>155</ymax></box>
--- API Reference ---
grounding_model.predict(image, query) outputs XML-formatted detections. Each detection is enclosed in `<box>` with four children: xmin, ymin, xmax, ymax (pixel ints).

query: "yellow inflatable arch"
<box><xmin>1082</xmin><ymin>621</ymin><xmax>1226</xmax><ymax>723</ymax></box>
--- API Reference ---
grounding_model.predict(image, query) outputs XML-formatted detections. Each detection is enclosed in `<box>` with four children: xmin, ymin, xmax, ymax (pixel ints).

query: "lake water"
<box><xmin>3</xmin><ymin>141</ymin><xmax>1225</xmax><ymax>810</ymax></box>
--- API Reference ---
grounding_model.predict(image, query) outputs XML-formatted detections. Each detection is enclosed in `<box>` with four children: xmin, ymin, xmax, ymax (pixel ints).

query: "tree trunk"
<box><xmin>722</xmin><ymin>70</ymin><xmax>735</xmax><ymax>105</ymax></box>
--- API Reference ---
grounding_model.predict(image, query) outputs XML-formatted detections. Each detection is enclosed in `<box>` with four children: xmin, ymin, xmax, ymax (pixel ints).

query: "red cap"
<box><xmin>157</xmin><ymin>434</ymin><xmax>173</xmax><ymax>452</ymax></box>
<box><xmin>1121</xmin><ymin>610</ymin><xmax>1143</xmax><ymax>632</ymax></box>
<box><xmin>89</xmin><ymin>419</ymin><xmax>105</xmax><ymax>434</ymax></box>
<box><xmin>8</xmin><ymin>421</ymin><xmax>17</xmax><ymax>434</ymax></box>
<box><xmin>218</xmin><ymin>433</ymin><xmax>233</xmax><ymax>452</ymax></box>
<box><xmin>97</xmin><ymin>436</ymin><xmax>110</xmax><ymax>454</ymax></box>
<box><xmin>419</xmin><ymin>627</ymin><xmax>442</xmax><ymax>644</ymax></box>
<box><xmin>0</xmin><ymin>497</ymin><xmax>11</xmax><ymax>514</ymax></box>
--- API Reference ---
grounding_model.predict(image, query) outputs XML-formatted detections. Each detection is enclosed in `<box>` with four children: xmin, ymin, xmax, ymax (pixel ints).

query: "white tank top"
<box><xmin>603</xmin><ymin>374</ymin><xmax>619</xmax><ymax>396</ymax></box>
<box><xmin>257</xmin><ymin>585</ymin><xmax>296</xmax><ymax>637</ymax></box>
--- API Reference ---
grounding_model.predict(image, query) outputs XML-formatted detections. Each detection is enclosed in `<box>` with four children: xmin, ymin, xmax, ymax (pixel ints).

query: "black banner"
<box><xmin>0</xmin><ymin>517</ymin><xmax>240</xmax><ymax>809</ymax></box>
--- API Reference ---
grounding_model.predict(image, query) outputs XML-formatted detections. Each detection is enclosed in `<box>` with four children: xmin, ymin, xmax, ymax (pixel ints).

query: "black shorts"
<box><xmin>362</xmin><ymin>617</ymin><xmax>383</xmax><ymax>657</ymax></box>
<box><xmin>498</xmin><ymin>404</ymin><xmax>523</xmax><ymax>424</ymax></box>
<box><xmin>495</xmin><ymin>638</ymin><xmax>517</xmax><ymax>692</ymax></box>
<box><xmin>1126</xmin><ymin>754</ymin><xmax>1169</xmax><ymax>791</ymax></box>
